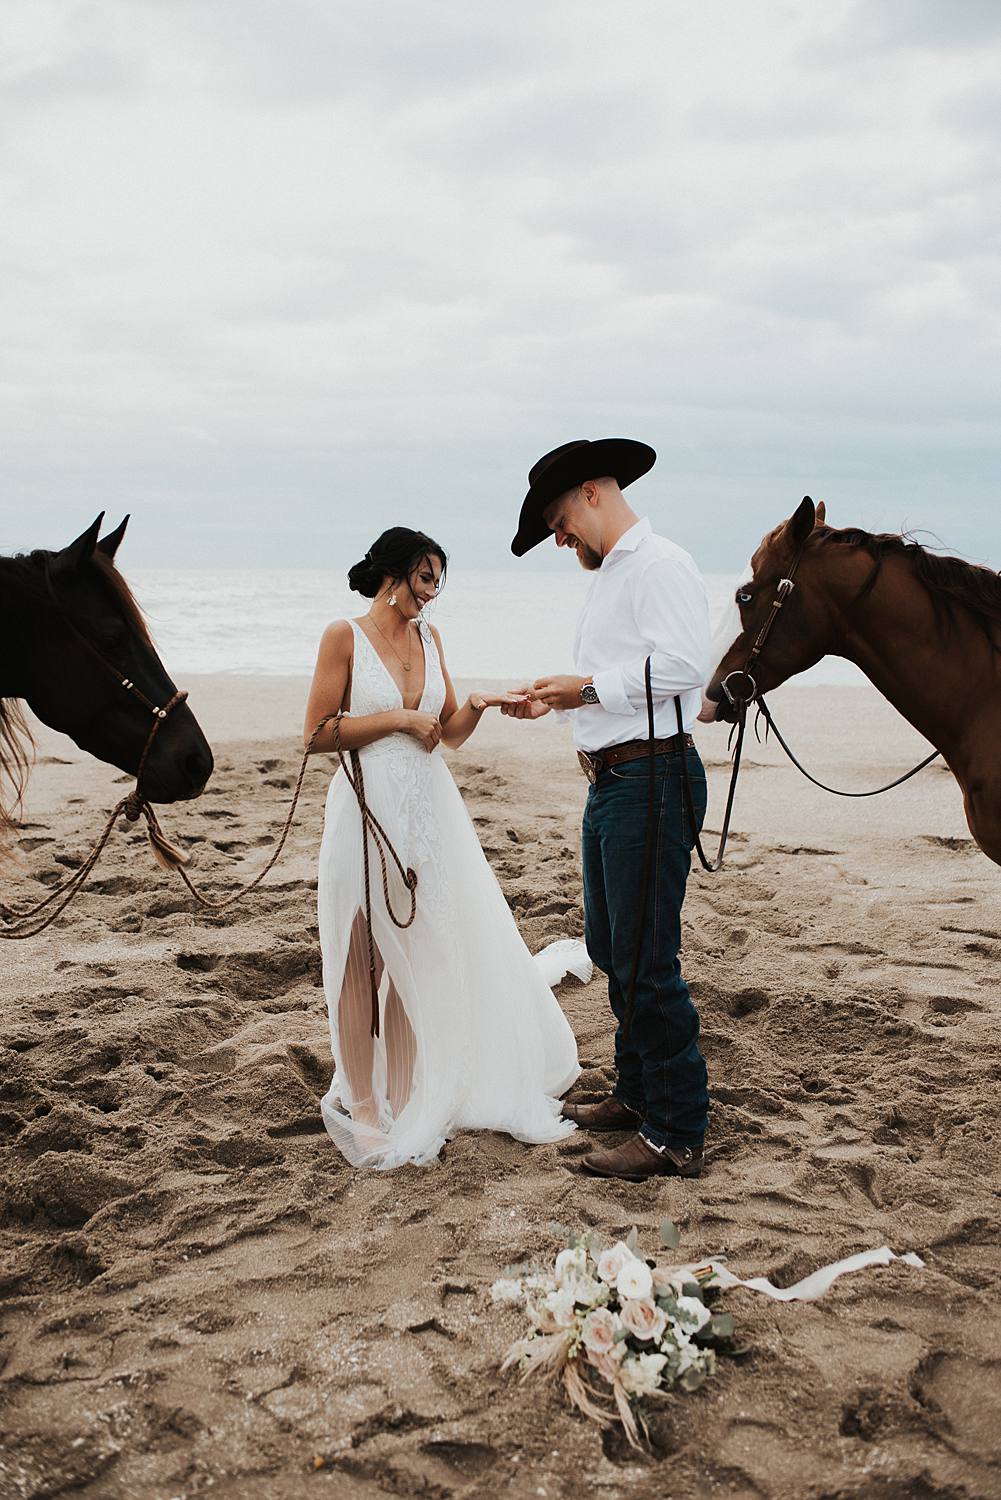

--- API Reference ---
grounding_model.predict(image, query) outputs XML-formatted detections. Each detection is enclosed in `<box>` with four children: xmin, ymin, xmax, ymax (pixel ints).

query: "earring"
<box><xmin>389</xmin><ymin>593</ymin><xmax>397</xmax><ymax>607</ymax></box>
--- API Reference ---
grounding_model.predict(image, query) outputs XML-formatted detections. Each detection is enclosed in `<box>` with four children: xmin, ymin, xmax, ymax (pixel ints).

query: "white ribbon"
<box><xmin>689</xmin><ymin>1246</ymin><xmax>924</xmax><ymax>1303</ymax></box>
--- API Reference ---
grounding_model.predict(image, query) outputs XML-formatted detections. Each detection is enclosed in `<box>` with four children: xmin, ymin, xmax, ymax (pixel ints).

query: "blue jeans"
<box><xmin>581</xmin><ymin>747</ymin><xmax>709</xmax><ymax>1150</ymax></box>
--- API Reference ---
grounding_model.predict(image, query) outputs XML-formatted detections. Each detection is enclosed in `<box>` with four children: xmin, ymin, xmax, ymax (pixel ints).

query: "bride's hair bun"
<box><xmin>347</xmin><ymin>528</ymin><xmax>448</xmax><ymax>598</ymax></box>
<box><xmin>347</xmin><ymin>554</ymin><xmax>383</xmax><ymax>597</ymax></box>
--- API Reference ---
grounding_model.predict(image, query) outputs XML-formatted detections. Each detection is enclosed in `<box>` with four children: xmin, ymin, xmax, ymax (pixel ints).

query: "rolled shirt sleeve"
<box><xmin>589</xmin><ymin>555</ymin><xmax>711</xmax><ymax>716</ymax></box>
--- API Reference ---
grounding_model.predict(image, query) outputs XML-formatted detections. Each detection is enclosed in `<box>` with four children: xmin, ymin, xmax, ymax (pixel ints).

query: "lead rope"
<box><xmin>756</xmin><ymin>695</ymin><xmax>940</xmax><ymax>795</ymax></box>
<box><xmin>621</xmin><ymin>657</ymin><xmax>660</xmax><ymax>1041</ymax></box>
<box><xmin>2</xmin><ymin>713</ymin><xmax>418</xmax><ymax>971</ymax></box>
<box><xmin>330</xmin><ymin>716</ymin><xmax>418</xmax><ymax>1039</ymax></box>
<box><xmin>0</xmin><ymin>688</ymin><xmax>189</xmax><ymax>939</ymax></box>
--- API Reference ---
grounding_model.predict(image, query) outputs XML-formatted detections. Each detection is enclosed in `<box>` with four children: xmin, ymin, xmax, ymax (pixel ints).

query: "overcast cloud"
<box><xmin>1</xmin><ymin>0</ymin><xmax>999</xmax><ymax>573</ymax></box>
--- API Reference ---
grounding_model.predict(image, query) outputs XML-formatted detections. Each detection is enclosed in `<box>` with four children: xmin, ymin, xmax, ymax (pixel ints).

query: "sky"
<box><xmin>1</xmin><ymin>0</ymin><xmax>999</xmax><ymax>576</ymax></box>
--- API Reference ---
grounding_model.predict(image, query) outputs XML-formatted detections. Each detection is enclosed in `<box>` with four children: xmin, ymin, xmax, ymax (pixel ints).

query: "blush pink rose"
<box><xmin>581</xmin><ymin>1306</ymin><xmax>618</xmax><ymax>1356</ymax></box>
<box><xmin>619</xmin><ymin>1297</ymin><xmax>667</xmax><ymax>1343</ymax></box>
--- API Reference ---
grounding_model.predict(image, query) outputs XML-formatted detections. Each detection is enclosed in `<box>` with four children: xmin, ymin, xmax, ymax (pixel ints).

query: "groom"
<box><xmin>507</xmin><ymin>439</ymin><xmax>712</xmax><ymax>1181</ymax></box>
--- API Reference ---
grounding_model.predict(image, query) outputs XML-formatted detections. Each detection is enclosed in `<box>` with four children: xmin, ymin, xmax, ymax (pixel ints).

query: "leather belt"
<box><xmin>577</xmin><ymin>733</ymin><xmax>695</xmax><ymax>786</ymax></box>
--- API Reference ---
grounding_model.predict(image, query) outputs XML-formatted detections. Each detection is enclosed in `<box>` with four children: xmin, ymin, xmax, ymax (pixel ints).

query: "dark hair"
<box><xmin>347</xmin><ymin>527</ymin><xmax>448</xmax><ymax>599</ymax></box>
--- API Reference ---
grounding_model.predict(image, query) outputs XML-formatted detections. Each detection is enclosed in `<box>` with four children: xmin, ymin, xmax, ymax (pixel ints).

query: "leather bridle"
<box><xmin>719</xmin><ymin>549</ymin><xmax>806</xmax><ymax>714</ymax></box>
<box><xmin>706</xmin><ymin>540</ymin><xmax>939</xmax><ymax>802</ymax></box>
<box><xmin>42</xmin><ymin>562</ymin><xmax>188</xmax><ymax>813</ymax></box>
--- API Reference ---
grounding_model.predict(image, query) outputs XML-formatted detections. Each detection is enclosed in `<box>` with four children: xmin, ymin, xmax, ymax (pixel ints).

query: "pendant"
<box><xmin>403</xmin><ymin>662</ymin><xmax>412</xmax><ymax>671</ymax></box>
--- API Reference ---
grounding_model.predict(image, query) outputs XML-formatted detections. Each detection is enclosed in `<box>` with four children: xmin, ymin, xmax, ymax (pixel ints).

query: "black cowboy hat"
<box><xmin>511</xmin><ymin>437</ymin><xmax>656</xmax><ymax>557</ymax></box>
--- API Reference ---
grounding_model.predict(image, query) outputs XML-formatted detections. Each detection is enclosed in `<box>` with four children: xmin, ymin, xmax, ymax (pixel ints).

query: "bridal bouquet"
<box><xmin>493</xmin><ymin>1223</ymin><xmax>736</xmax><ymax>1449</ymax></box>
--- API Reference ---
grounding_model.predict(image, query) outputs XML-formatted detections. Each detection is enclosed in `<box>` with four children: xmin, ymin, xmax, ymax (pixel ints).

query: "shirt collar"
<box><xmin>602</xmin><ymin>516</ymin><xmax>651</xmax><ymax>566</ymax></box>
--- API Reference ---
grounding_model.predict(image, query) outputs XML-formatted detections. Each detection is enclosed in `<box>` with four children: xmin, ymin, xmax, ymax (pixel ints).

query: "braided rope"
<box><xmin>1</xmin><ymin>714</ymin><xmax>419</xmax><ymax>973</ymax></box>
<box><xmin>331</xmin><ymin>716</ymin><xmax>418</xmax><ymax>1038</ymax></box>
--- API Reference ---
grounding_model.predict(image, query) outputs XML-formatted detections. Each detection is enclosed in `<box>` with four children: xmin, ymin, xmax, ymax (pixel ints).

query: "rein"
<box><xmin>755</xmin><ymin>696</ymin><xmax>940</xmax><ymax>796</ymax></box>
<box><xmin>683</xmin><ymin>540</ymin><xmax>942</xmax><ymax>856</ymax></box>
<box><xmin>2</xmin><ymin>633</ymin><xmax>418</xmax><ymax>1000</ymax></box>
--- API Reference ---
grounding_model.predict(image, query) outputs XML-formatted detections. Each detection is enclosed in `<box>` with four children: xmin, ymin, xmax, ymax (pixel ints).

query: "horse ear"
<box><xmin>788</xmin><ymin>496</ymin><xmax>816</xmax><ymax>548</ymax></box>
<box><xmin>54</xmin><ymin>514</ymin><xmax>105</xmax><ymax>574</ymax></box>
<box><xmin>97</xmin><ymin>515</ymin><xmax>130</xmax><ymax>561</ymax></box>
<box><xmin>815</xmin><ymin>500</ymin><xmax>827</xmax><ymax>527</ymax></box>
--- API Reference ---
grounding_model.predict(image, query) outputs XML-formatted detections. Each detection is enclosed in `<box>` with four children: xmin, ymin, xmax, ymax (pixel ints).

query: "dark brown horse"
<box><xmin>700</xmin><ymin>497</ymin><xmax>1001</xmax><ymax>866</ymax></box>
<box><xmin>1</xmin><ymin>514</ymin><xmax>213</xmax><ymax>843</ymax></box>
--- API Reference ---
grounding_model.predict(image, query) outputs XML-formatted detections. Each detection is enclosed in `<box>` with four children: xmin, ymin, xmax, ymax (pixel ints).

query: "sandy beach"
<box><xmin>1</xmin><ymin>675</ymin><xmax>999</xmax><ymax>1500</ymax></box>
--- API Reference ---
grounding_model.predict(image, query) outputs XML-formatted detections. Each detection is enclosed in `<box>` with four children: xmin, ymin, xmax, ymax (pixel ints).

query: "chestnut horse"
<box><xmin>0</xmin><ymin>514</ymin><xmax>213</xmax><ymax>844</ymax></box>
<box><xmin>700</xmin><ymin>497</ymin><xmax>1001</xmax><ymax>866</ymax></box>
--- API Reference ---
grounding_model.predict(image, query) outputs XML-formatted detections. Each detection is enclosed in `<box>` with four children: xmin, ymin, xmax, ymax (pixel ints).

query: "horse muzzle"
<box><xmin>699</xmin><ymin>670</ymin><xmax>757</xmax><ymax>725</ymax></box>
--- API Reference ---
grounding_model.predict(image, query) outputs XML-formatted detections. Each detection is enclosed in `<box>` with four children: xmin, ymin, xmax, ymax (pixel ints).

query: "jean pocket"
<box><xmin>680</xmin><ymin>772</ymin><xmax>708</xmax><ymax>847</ymax></box>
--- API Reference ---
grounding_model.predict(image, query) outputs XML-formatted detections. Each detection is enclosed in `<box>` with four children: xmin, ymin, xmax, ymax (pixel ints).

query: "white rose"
<box><xmin>566</xmin><ymin>1272</ymin><xmax>604</xmax><ymax>1308</ymax></box>
<box><xmin>651</xmin><ymin>1267</ymin><xmax>686</xmax><ymax>1300</ymax></box>
<box><xmin>675</xmin><ymin>1294</ymin><xmax>711</xmax><ymax>1332</ymax></box>
<box><xmin>619</xmin><ymin>1351</ymin><xmax>668</xmax><ymax>1398</ymax></box>
<box><xmin>490</xmin><ymin>1277</ymin><xmax>523</xmax><ymax>1304</ymax></box>
<box><xmin>674</xmin><ymin>1340</ymin><xmax>700</xmax><ymax>1374</ymax></box>
<box><xmin>543</xmin><ymin>1286</ymin><xmax>578</xmax><ymax>1329</ymax></box>
<box><xmin>619</xmin><ymin>1297</ymin><xmax>667</xmax><ymax>1343</ymax></box>
<box><xmin>616</xmin><ymin>1258</ymin><xmax>654</xmax><ymax>1302</ymax></box>
<box><xmin>596</xmin><ymin>1241</ymin><xmax>634</xmax><ymax>1285</ymax></box>
<box><xmin>554</xmin><ymin>1246</ymin><xmax>587</xmax><ymax>1287</ymax></box>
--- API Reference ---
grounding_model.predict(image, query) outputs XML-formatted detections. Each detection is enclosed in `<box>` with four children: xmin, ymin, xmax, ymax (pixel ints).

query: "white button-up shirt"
<box><xmin>568</xmin><ymin>517</ymin><xmax>711</xmax><ymax>753</ymax></box>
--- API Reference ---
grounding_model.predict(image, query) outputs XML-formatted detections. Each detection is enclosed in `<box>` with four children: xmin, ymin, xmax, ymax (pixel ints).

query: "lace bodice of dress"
<box><xmin>348</xmin><ymin>620</ymin><xmax>445</xmax><ymax>748</ymax></box>
<box><xmin>345</xmin><ymin>621</ymin><xmax>447</xmax><ymax>880</ymax></box>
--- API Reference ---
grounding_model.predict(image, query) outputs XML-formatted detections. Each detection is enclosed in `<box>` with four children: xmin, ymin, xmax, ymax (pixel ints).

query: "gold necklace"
<box><xmin>368</xmin><ymin>613</ymin><xmax>414</xmax><ymax>671</ymax></box>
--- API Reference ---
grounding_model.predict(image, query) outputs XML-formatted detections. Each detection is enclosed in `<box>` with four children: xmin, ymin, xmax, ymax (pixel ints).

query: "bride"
<box><xmin>304</xmin><ymin>526</ymin><xmax>585</xmax><ymax>1168</ymax></box>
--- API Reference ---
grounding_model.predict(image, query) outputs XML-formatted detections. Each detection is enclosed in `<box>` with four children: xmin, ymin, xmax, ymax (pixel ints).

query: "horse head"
<box><xmin>700</xmin><ymin>497</ymin><xmax>834</xmax><ymax>724</ymax></box>
<box><xmin>12</xmin><ymin>515</ymin><xmax>214</xmax><ymax>803</ymax></box>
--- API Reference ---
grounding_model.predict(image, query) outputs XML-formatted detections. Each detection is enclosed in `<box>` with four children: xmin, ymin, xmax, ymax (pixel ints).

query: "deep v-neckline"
<box><xmin>354</xmin><ymin>619</ymin><xmax>429</xmax><ymax>710</ymax></box>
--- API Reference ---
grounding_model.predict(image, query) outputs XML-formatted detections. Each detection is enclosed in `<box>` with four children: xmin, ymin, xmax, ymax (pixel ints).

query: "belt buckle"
<box><xmin>577</xmin><ymin>750</ymin><xmax>599</xmax><ymax>785</ymax></box>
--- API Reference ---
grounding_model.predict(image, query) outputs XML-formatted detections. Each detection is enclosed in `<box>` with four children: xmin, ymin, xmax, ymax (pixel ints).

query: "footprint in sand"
<box><xmin>725</xmin><ymin>988</ymin><xmax>770</xmax><ymax>1019</ymax></box>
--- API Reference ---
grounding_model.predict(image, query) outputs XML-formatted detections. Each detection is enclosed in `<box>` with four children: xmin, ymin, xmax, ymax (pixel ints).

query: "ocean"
<box><xmin>126</xmin><ymin>568</ymin><xmax>866</xmax><ymax>687</ymax></box>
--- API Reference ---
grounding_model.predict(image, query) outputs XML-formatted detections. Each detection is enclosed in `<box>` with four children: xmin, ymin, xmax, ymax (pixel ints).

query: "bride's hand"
<box><xmin>499</xmin><ymin>688</ymin><xmax>551</xmax><ymax>720</ymax></box>
<box><xmin>470</xmin><ymin>691</ymin><xmax>531</xmax><ymax>712</ymax></box>
<box><xmin>401</xmin><ymin>710</ymin><xmax>443</xmax><ymax>752</ymax></box>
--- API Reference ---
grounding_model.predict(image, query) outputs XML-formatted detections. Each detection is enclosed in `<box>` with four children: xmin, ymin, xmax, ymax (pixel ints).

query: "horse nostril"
<box><xmin>186</xmin><ymin>747</ymin><xmax>213</xmax><ymax>788</ymax></box>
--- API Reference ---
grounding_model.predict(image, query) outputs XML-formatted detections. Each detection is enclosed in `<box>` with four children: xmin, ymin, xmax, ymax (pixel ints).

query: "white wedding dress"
<box><xmin>316</xmin><ymin>620</ymin><xmax>585</xmax><ymax>1169</ymax></box>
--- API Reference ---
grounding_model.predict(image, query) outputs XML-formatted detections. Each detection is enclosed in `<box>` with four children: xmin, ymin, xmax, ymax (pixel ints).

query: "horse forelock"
<box><xmin>91</xmin><ymin>552</ymin><xmax>154</xmax><ymax>649</ymax></box>
<box><xmin>4</xmin><ymin>546</ymin><xmax>154</xmax><ymax>651</ymax></box>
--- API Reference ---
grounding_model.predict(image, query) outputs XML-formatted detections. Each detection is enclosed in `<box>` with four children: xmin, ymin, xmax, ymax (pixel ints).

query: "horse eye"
<box><xmin>735</xmin><ymin>589</ymin><xmax>754</xmax><ymax>606</ymax></box>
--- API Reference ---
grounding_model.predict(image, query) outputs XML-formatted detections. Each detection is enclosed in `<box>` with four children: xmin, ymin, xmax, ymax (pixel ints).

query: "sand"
<box><xmin>1</xmin><ymin>674</ymin><xmax>999</xmax><ymax>1500</ymax></box>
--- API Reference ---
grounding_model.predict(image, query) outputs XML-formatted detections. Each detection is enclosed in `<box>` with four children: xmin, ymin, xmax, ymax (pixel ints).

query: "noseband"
<box><xmin>43</xmin><ymin>563</ymin><xmax>188</xmax><ymax>813</ymax></box>
<box><xmin>721</xmin><ymin>551</ymin><xmax>805</xmax><ymax>711</ymax></box>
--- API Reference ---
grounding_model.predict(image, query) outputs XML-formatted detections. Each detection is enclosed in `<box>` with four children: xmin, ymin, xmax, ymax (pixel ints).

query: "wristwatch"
<box><xmin>580</xmin><ymin>679</ymin><xmax>600</xmax><ymax>706</ymax></box>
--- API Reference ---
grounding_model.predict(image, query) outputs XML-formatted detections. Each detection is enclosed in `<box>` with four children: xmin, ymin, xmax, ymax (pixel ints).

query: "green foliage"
<box><xmin>659</xmin><ymin>1219</ymin><xmax>682</xmax><ymax>1250</ymax></box>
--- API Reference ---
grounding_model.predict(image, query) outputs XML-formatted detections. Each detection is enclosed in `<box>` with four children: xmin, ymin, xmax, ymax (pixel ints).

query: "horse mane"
<box><xmin>818</xmin><ymin>526</ymin><xmax>1001</xmax><ymax>648</ymax></box>
<box><xmin>0</xmin><ymin>547</ymin><xmax>152</xmax><ymax>851</ymax></box>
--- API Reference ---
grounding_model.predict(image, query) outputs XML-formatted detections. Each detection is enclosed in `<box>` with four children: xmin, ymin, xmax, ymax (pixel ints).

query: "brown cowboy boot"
<box><xmin>581</xmin><ymin>1133</ymin><xmax>704</xmax><ymax>1181</ymax></box>
<box><xmin>561</xmin><ymin>1095</ymin><xmax>643</xmax><ymax>1131</ymax></box>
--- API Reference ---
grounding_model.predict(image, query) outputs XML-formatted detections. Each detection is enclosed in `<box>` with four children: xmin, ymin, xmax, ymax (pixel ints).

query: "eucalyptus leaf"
<box><xmin>625</xmin><ymin>1225</ymin><xmax>639</xmax><ymax>1252</ymax></box>
<box><xmin>679</xmin><ymin>1367</ymin><xmax>706</xmax><ymax>1393</ymax></box>
<box><xmin>659</xmin><ymin>1219</ymin><xmax>681</xmax><ymax>1250</ymax></box>
<box><xmin>710</xmin><ymin>1313</ymin><xmax>736</xmax><ymax>1339</ymax></box>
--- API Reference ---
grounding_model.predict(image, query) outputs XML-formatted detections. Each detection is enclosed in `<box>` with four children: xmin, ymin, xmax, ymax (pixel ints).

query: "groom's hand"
<box><xmin>500</xmin><ymin>686</ymin><xmax>551</xmax><ymax>719</ymax></box>
<box><xmin>532</xmin><ymin>675</ymin><xmax>587</xmax><ymax>711</ymax></box>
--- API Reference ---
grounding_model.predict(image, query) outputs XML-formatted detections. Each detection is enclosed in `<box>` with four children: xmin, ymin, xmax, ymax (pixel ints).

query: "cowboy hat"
<box><xmin>511</xmin><ymin>438</ymin><xmax>656</xmax><ymax>556</ymax></box>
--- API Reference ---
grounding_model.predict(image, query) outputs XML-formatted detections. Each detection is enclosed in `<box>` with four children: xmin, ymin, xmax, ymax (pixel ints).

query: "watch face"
<box><xmin>581</xmin><ymin>684</ymin><xmax>599</xmax><ymax>705</ymax></box>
